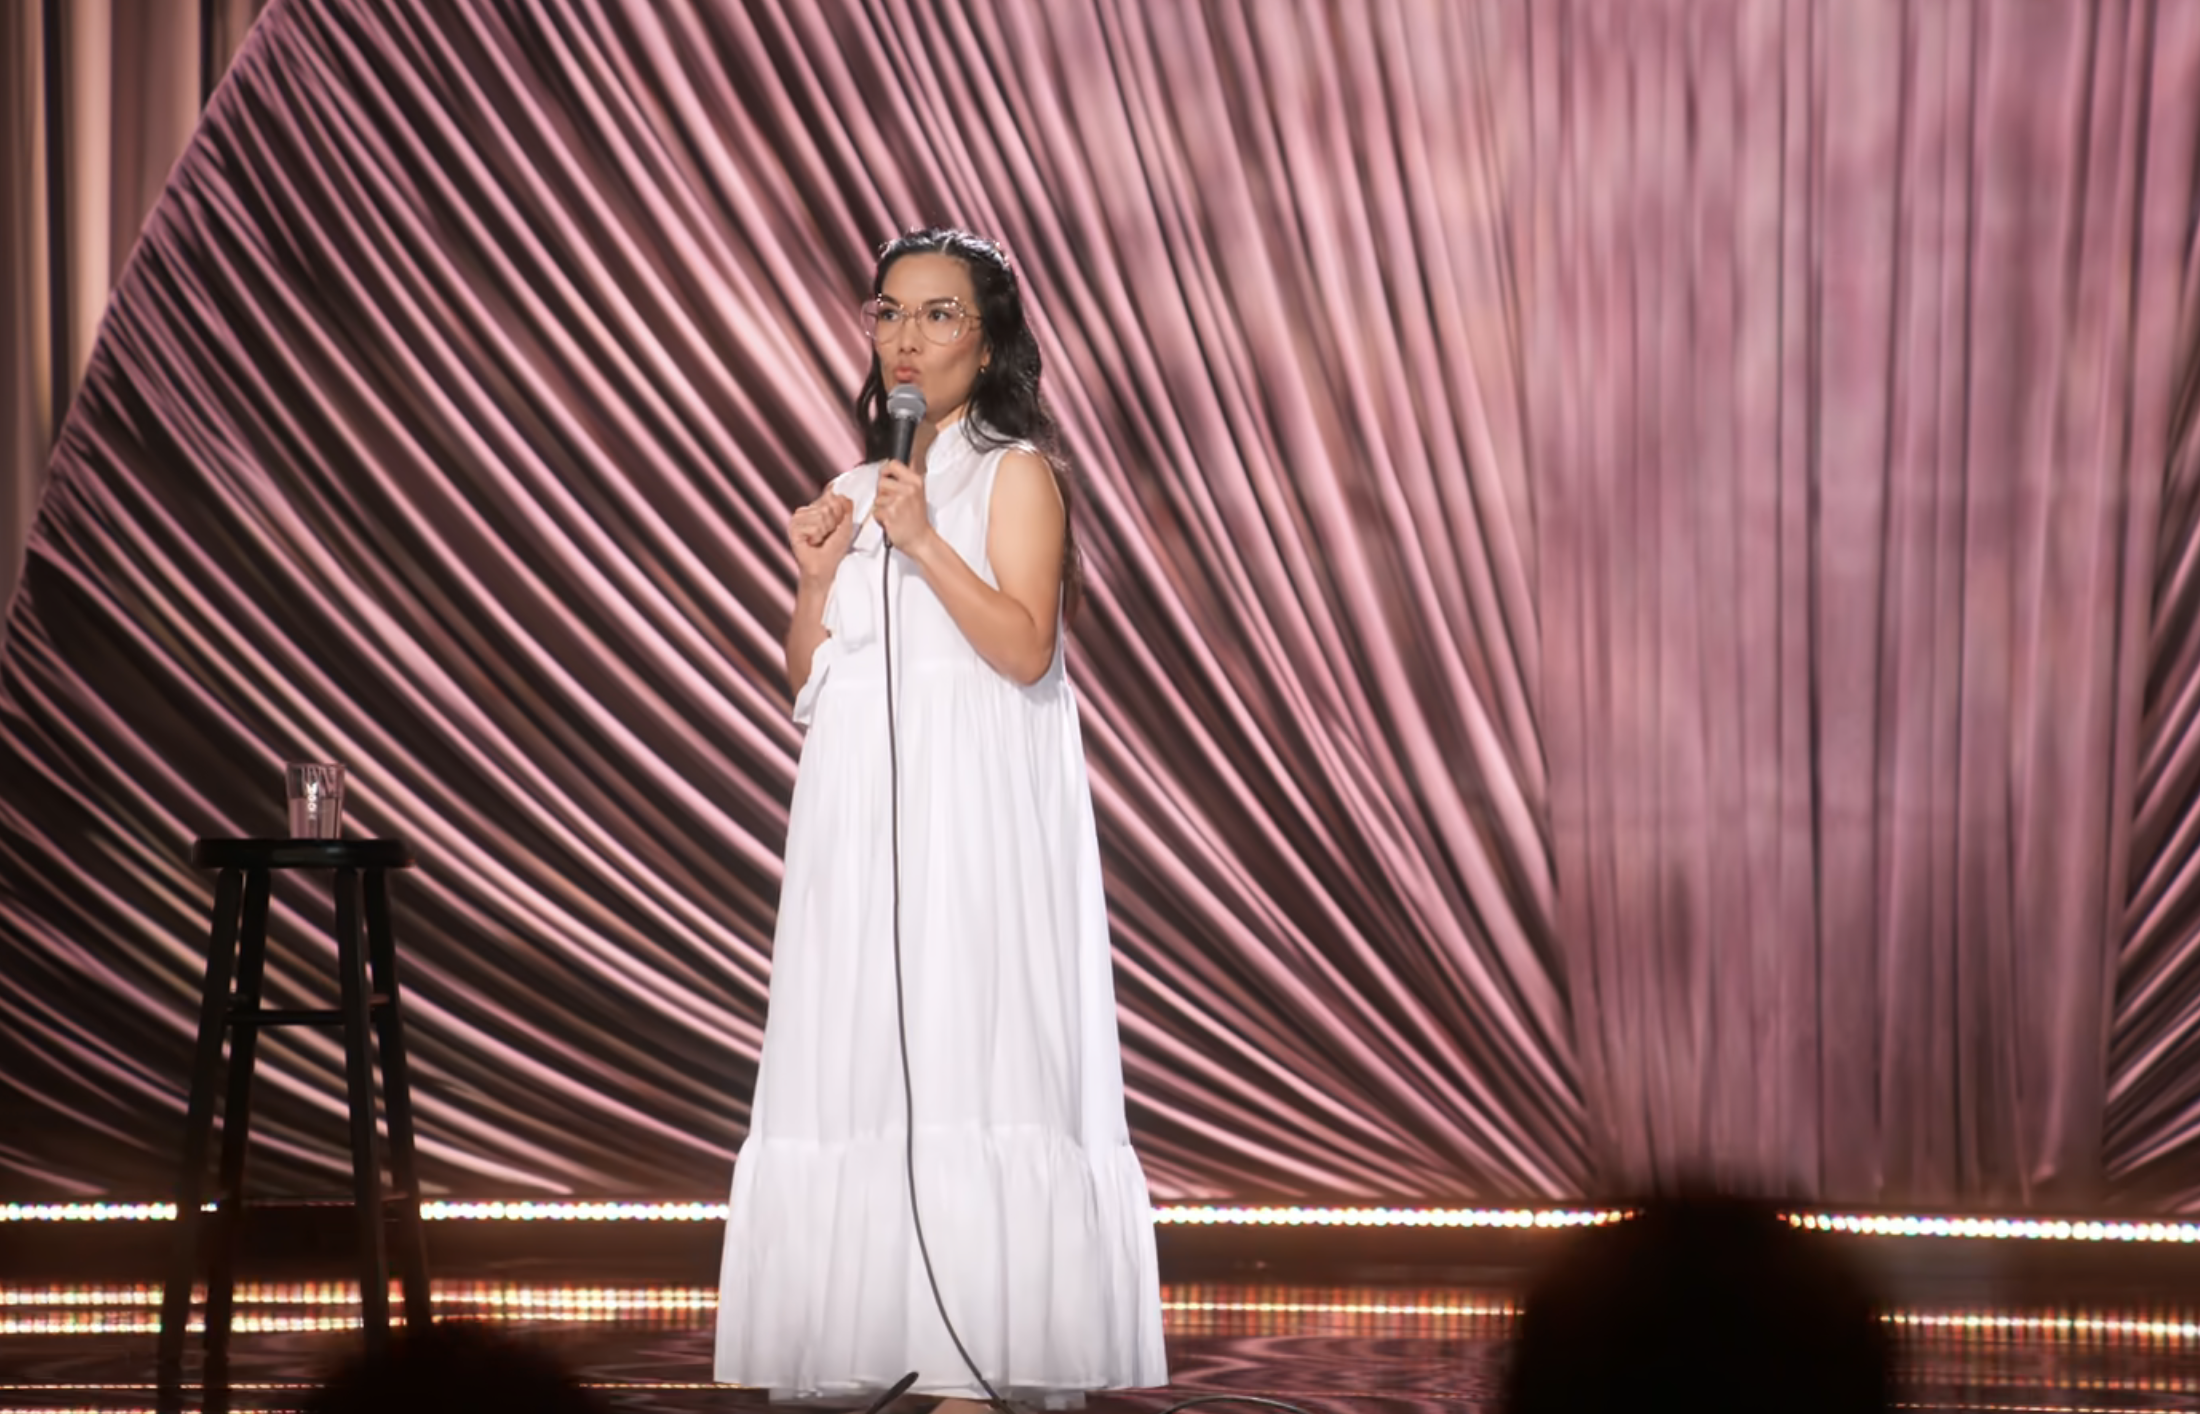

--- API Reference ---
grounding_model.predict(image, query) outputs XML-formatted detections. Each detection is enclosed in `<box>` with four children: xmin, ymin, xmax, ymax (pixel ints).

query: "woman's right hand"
<box><xmin>789</xmin><ymin>490</ymin><xmax>856</xmax><ymax>583</ymax></box>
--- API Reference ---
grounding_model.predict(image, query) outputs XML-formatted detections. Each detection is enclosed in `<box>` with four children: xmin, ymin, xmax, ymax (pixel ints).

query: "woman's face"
<box><xmin>874</xmin><ymin>252</ymin><xmax>990</xmax><ymax>427</ymax></box>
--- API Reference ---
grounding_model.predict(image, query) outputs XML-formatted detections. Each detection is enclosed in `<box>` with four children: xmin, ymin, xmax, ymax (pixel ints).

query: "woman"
<box><xmin>714</xmin><ymin>229</ymin><xmax>1168</xmax><ymax>1409</ymax></box>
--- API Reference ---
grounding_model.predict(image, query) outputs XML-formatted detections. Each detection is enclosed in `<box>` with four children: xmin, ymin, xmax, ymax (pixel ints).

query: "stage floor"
<box><xmin>8</xmin><ymin>1212</ymin><xmax>2200</xmax><ymax>1411</ymax></box>
<box><xmin>9</xmin><ymin>1277</ymin><xmax>2200</xmax><ymax>1412</ymax></box>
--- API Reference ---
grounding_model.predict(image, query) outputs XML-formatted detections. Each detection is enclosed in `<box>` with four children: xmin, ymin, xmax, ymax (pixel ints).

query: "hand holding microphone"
<box><xmin>871</xmin><ymin>384</ymin><xmax>931</xmax><ymax>550</ymax></box>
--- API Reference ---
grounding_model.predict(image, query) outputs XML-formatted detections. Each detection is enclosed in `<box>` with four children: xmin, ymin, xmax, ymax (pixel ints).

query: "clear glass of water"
<box><xmin>283</xmin><ymin>762</ymin><xmax>346</xmax><ymax>837</ymax></box>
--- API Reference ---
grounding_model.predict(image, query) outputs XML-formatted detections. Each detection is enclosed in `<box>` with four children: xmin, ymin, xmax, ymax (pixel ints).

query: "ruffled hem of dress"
<box><xmin>714</xmin><ymin>1127</ymin><xmax>1167</xmax><ymax>1394</ymax></box>
<box><xmin>758</xmin><ymin>1380</ymin><xmax>1089</xmax><ymax>1409</ymax></box>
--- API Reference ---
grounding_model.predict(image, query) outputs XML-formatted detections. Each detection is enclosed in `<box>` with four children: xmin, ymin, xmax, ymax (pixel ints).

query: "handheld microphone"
<box><xmin>886</xmin><ymin>383</ymin><xmax>926</xmax><ymax>466</ymax></box>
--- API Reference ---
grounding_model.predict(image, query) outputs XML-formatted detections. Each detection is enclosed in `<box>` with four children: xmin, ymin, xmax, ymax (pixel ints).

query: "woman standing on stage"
<box><xmin>714</xmin><ymin>227</ymin><xmax>1168</xmax><ymax>1408</ymax></box>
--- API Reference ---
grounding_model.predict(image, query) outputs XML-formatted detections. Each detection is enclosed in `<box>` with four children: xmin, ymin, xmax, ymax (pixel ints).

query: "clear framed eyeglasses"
<box><xmin>861</xmin><ymin>296</ymin><xmax>979</xmax><ymax>346</ymax></box>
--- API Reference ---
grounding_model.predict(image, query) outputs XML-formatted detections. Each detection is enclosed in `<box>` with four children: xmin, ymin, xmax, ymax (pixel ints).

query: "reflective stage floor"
<box><xmin>8</xmin><ymin>1209</ymin><xmax>2200</xmax><ymax>1412</ymax></box>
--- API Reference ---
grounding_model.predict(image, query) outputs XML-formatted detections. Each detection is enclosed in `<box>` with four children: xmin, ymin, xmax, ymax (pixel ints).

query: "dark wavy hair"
<box><xmin>855</xmin><ymin>226</ymin><xmax>1082</xmax><ymax>616</ymax></box>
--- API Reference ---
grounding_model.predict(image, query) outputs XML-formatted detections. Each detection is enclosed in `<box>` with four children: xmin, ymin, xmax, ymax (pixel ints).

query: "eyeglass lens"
<box><xmin>864</xmin><ymin>299</ymin><xmax>975</xmax><ymax>345</ymax></box>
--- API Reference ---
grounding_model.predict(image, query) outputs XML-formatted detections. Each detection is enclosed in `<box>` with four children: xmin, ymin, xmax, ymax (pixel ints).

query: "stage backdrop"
<box><xmin>3</xmin><ymin>0</ymin><xmax>2198</xmax><ymax>1210</ymax></box>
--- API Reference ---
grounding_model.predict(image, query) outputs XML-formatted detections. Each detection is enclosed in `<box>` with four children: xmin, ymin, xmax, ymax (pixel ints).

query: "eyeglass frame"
<box><xmin>860</xmin><ymin>295</ymin><xmax>983</xmax><ymax>346</ymax></box>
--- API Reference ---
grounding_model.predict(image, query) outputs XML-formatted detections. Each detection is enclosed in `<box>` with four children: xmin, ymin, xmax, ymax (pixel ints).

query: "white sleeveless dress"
<box><xmin>714</xmin><ymin>417</ymin><xmax>1168</xmax><ymax>1404</ymax></box>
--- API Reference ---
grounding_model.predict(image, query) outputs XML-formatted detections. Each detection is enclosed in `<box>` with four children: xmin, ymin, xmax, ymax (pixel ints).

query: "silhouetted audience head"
<box><xmin>303</xmin><ymin>1322</ymin><xmax>607</xmax><ymax>1414</ymax></box>
<box><xmin>1505</xmin><ymin>1194</ymin><xmax>1890</xmax><ymax>1414</ymax></box>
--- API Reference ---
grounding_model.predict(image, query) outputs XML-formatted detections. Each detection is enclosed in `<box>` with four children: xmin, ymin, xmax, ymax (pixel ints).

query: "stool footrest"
<box><xmin>229</xmin><ymin>998</ymin><xmax>390</xmax><ymax>1026</ymax></box>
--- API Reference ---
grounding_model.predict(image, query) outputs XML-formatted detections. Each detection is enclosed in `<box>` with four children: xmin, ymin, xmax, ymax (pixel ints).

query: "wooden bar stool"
<box><xmin>157</xmin><ymin>838</ymin><xmax>433</xmax><ymax>1412</ymax></box>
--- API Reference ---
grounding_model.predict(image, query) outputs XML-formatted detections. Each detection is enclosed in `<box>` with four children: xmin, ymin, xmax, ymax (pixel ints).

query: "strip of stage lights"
<box><xmin>7</xmin><ymin>1201</ymin><xmax>2200</xmax><ymax>1241</ymax></box>
<box><xmin>0</xmin><ymin>1201</ymin><xmax>1621</xmax><ymax>1226</ymax></box>
<box><xmin>14</xmin><ymin>1289</ymin><xmax>2200</xmax><ymax>1347</ymax></box>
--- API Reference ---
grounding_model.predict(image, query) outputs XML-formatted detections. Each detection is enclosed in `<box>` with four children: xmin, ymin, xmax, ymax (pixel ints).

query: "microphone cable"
<box><xmin>873</xmin><ymin>514</ymin><xmax>1013</xmax><ymax>1414</ymax></box>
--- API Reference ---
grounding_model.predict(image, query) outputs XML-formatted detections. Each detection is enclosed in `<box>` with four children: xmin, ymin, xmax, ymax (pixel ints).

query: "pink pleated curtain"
<box><xmin>2</xmin><ymin>0</ymin><xmax>2198</xmax><ymax>1209</ymax></box>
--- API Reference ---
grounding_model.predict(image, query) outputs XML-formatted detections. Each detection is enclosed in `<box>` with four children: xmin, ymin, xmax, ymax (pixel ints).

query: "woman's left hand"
<box><xmin>872</xmin><ymin>459</ymin><xmax>934</xmax><ymax>552</ymax></box>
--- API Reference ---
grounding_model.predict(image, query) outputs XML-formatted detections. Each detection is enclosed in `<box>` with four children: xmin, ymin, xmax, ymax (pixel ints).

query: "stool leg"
<box><xmin>203</xmin><ymin>865</ymin><xmax>272</xmax><ymax>1408</ymax></box>
<box><xmin>334</xmin><ymin>865</ymin><xmax>391</xmax><ymax>1351</ymax></box>
<box><xmin>364</xmin><ymin>866</ymin><xmax>432</xmax><ymax>1327</ymax></box>
<box><xmin>159</xmin><ymin>866</ymin><xmax>244</xmax><ymax>1412</ymax></box>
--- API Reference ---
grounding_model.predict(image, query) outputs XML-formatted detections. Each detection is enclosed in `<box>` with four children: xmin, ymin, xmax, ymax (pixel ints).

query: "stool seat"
<box><xmin>159</xmin><ymin>835</ymin><xmax>432</xmax><ymax>1414</ymax></box>
<box><xmin>191</xmin><ymin>838</ymin><xmax>414</xmax><ymax>870</ymax></box>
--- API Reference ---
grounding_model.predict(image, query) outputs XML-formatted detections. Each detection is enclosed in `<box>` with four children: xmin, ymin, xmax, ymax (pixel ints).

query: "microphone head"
<box><xmin>886</xmin><ymin>383</ymin><xmax>927</xmax><ymax>424</ymax></box>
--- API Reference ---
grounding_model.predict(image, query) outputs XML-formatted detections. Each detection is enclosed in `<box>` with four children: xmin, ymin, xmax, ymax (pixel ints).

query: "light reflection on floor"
<box><xmin>5</xmin><ymin>1282</ymin><xmax>2200</xmax><ymax>1412</ymax></box>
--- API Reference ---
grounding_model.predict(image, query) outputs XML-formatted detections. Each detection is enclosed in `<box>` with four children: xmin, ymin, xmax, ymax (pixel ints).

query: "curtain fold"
<box><xmin>1533</xmin><ymin>0</ymin><xmax>2200</xmax><ymax>1205</ymax></box>
<box><xmin>0</xmin><ymin>0</ymin><xmax>260</xmax><ymax>615</ymax></box>
<box><xmin>2</xmin><ymin>0</ymin><xmax>2198</xmax><ymax>1207</ymax></box>
<box><xmin>2107</xmin><ymin>125</ymin><xmax>2200</xmax><ymax>1204</ymax></box>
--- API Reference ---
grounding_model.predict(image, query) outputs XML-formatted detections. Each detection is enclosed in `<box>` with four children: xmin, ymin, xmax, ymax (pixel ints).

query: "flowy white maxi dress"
<box><xmin>715</xmin><ymin>418</ymin><xmax>1168</xmax><ymax>1404</ymax></box>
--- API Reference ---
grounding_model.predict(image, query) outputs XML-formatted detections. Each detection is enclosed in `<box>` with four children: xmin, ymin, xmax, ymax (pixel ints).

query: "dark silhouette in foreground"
<box><xmin>1505</xmin><ymin>1194</ymin><xmax>1891</xmax><ymax>1414</ymax></box>
<box><xmin>302</xmin><ymin>1322</ymin><xmax>607</xmax><ymax>1414</ymax></box>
